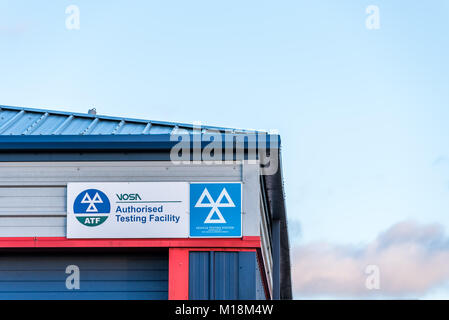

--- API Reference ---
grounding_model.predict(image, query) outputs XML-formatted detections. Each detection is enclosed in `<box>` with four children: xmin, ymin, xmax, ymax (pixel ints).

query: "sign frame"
<box><xmin>189</xmin><ymin>182</ymin><xmax>243</xmax><ymax>239</ymax></box>
<box><xmin>67</xmin><ymin>182</ymin><xmax>190</xmax><ymax>239</ymax></box>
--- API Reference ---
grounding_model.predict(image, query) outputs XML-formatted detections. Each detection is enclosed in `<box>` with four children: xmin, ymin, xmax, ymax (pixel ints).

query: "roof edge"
<box><xmin>0</xmin><ymin>134</ymin><xmax>281</xmax><ymax>151</ymax></box>
<box><xmin>0</xmin><ymin>104</ymin><xmax>263</xmax><ymax>134</ymax></box>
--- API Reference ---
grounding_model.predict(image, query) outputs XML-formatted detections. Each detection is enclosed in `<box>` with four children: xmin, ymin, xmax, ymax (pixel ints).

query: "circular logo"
<box><xmin>73</xmin><ymin>189</ymin><xmax>111</xmax><ymax>227</ymax></box>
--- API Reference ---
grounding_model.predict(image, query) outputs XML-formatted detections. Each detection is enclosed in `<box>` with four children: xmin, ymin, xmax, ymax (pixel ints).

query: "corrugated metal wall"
<box><xmin>189</xmin><ymin>251</ymin><xmax>266</xmax><ymax>300</ymax></box>
<box><xmin>0</xmin><ymin>251</ymin><xmax>168</xmax><ymax>300</ymax></box>
<box><xmin>0</xmin><ymin>161</ymin><xmax>254</xmax><ymax>237</ymax></box>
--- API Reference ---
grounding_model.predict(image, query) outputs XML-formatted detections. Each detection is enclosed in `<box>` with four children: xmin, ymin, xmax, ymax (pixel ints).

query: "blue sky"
<box><xmin>0</xmin><ymin>1</ymin><xmax>448</xmax><ymax>298</ymax></box>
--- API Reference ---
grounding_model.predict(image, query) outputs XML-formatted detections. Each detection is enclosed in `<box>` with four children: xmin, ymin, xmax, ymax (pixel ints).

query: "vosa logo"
<box><xmin>190</xmin><ymin>183</ymin><xmax>242</xmax><ymax>237</ymax></box>
<box><xmin>73</xmin><ymin>189</ymin><xmax>111</xmax><ymax>227</ymax></box>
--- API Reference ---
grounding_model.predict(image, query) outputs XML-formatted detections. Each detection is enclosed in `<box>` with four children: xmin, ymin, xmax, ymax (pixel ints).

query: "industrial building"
<box><xmin>0</xmin><ymin>105</ymin><xmax>291</xmax><ymax>300</ymax></box>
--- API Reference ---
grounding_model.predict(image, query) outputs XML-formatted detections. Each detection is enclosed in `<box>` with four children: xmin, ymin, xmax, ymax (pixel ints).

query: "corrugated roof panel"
<box><xmin>0</xmin><ymin>105</ymin><xmax>260</xmax><ymax>136</ymax></box>
<box><xmin>149</xmin><ymin>124</ymin><xmax>179</xmax><ymax>134</ymax></box>
<box><xmin>118</xmin><ymin>122</ymin><xmax>147</xmax><ymax>135</ymax></box>
<box><xmin>60</xmin><ymin>117</ymin><xmax>94</xmax><ymax>135</ymax></box>
<box><xmin>171</xmin><ymin>126</ymin><xmax>194</xmax><ymax>134</ymax></box>
<box><xmin>90</xmin><ymin>119</ymin><xmax>120</xmax><ymax>135</ymax></box>
<box><xmin>0</xmin><ymin>109</ymin><xmax>21</xmax><ymax>133</ymax></box>
<box><xmin>4</xmin><ymin>112</ymin><xmax>42</xmax><ymax>135</ymax></box>
<box><xmin>32</xmin><ymin>115</ymin><xmax>68</xmax><ymax>135</ymax></box>
<box><xmin>111</xmin><ymin>120</ymin><xmax>126</xmax><ymax>135</ymax></box>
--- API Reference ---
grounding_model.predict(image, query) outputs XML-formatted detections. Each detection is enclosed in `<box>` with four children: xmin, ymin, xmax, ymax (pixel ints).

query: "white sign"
<box><xmin>67</xmin><ymin>182</ymin><xmax>189</xmax><ymax>238</ymax></box>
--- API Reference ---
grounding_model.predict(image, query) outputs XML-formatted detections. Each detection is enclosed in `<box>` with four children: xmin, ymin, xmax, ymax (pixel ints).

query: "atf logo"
<box><xmin>190</xmin><ymin>183</ymin><xmax>242</xmax><ymax>237</ymax></box>
<box><xmin>73</xmin><ymin>189</ymin><xmax>111</xmax><ymax>227</ymax></box>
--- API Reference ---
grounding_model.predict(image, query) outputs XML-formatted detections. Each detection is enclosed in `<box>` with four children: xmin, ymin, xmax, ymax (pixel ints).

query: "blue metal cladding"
<box><xmin>189</xmin><ymin>251</ymin><xmax>266</xmax><ymax>300</ymax></box>
<box><xmin>0</xmin><ymin>252</ymin><xmax>168</xmax><ymax>300</ymax></box>
<box><xmin>0</xmin><ymin>105</ymin><xmax>258</xmax><ymax>136</ymax></box>
<box><xmin>214</xmin><ymin>252</ymin><xmax>239</xmax><ymax>299</ymax></box>
<box><xmin>189</xmin><ymin>251</ymin><xmax>211</xmax><ymax>299</ymax></box>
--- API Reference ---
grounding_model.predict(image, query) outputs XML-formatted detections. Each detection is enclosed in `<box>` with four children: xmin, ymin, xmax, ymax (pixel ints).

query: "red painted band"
<box><xmin>0</xmin><ymin>237</ymin><xmax>261</xmax><ymax>248</ymax></box>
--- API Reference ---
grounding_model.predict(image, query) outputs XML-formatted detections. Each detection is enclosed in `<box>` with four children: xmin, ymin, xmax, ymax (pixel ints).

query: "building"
<box><xmin>0</xmin><ymin>105</ymin><xmax>291</xmax><ymax>300</ymax></box>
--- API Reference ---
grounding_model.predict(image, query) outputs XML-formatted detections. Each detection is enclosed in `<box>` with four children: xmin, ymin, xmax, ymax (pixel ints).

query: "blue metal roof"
<box><xmin>0</xmin><ymin>105</ymin><xmax>257</xmax><ymax>136</ymax></box>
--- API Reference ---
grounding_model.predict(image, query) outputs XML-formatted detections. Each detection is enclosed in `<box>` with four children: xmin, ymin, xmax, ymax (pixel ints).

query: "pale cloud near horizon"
<box><xmin>292</xmin><ymin>220</ymin><xmax>449</xmax><ymax>298</ymax></box>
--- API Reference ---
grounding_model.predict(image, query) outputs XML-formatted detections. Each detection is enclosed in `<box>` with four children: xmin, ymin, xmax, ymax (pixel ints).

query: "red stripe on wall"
<box><xmin>0</xmin><ymin>237</ymin><xmax>261</xmax><ymax>248</ymax></box>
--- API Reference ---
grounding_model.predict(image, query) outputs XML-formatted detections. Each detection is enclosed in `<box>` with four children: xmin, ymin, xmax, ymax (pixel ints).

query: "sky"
<box><xmin>0</xmin><ymin>0</ymin><xmax>448</xmax><ymax>299</ymax></box>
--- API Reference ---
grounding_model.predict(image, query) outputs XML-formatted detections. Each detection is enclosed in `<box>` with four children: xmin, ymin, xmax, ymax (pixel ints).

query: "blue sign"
<box><xmin>190</xmin><ymin>183</ymin><xmax>242</xmax><ymax>237</ymax></box>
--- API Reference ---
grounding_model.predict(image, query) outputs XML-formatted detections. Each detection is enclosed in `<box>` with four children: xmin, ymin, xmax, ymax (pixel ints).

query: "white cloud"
<box><xmin>292</xmin><ymin>220</ymin><xmax>449</xmax><ymax>298</ymax></box>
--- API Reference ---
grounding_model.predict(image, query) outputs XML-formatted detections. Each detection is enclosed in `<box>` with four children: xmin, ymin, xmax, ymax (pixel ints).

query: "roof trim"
<box><xmin>0</xmin><ymin>134</ymin><xmax>280</xmax><ymax>151</ymax></box>
<box><xmin>263</xmin><ymin>151</ymin><xmax>292</xmax><ymax>299</ymax></box>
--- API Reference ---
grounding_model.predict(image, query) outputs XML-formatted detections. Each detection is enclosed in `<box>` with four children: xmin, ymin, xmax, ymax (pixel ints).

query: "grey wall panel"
<box><xmin>242</xmin><ymin>164</ymin><xmax>261</xmax><ymax>236</ymax></box>
<box><xmin>0</xmin><ymin>217</ymin><xmax>66</xmax><ymax>237</ymax></box>
<box><xmin>0</xmin><ymin>161</ymin><xmax>261</xmax><ymax>237</ymax></box>
<box><xmin>0</xmin><ymin>217</ymin><xmax>65</xmax><ymax>226</ymax></box>
<box><xmin>0</xmin><ymin>187</ymin><xmax>65</xmax><ymax>196</ymax></box>
<box><xmin>0</xmin><ymin>187</ymin><xmax>66</xmax><ymax>217</ymax></box>
<box><xmin>0</xmin><ymin>206</ymin><xmax>64</xmax><ymax>215</ymax></box>
<box><xmin>0</xmin><ymin>227</ymin><xmax>65</xmax><ymax>237</ymax></box>
<box><xmin>0</xmin><ymin>162</ymin><xmax>241</xmax><ymax>186</ymax></box>
<box><xmin>0</xmin><ymin>195</ymin><xmax>64</xmax><ymax>208</ymax></box>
